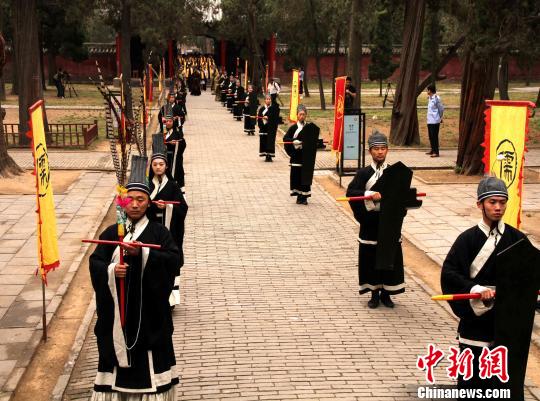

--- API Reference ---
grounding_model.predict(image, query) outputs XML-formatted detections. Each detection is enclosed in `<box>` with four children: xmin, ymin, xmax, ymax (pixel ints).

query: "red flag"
<box><xmin>332</xmin><ymin>76</ymin><xmax>346</xmax><ymax>152</ymax></box>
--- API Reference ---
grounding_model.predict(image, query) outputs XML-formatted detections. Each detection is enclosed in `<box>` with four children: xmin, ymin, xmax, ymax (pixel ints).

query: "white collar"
<box><xmin>478</xmin><ymin>219</ymin><xmax>505</xmax><ymax>238</ymax></box>
<box><xmin>150</xmin><ymin>175</ymin><xmax>168</xmax><ymax>200</ymax></box>
<box><xmin>370</xmin><ymin>161</ymin><xmax>388</xmax><ymax>171</ymax></box>
<box><xmin>125</xmin><ymin>215</ymin><xmax>149</xmax><ymax>241</ymax></box>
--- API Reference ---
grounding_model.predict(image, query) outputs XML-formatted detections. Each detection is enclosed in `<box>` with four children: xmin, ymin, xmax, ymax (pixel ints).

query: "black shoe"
<box><xmin>267</xmin><ymin>156</ymin><xmax>273</xmax><ymax>162</ymax></box>
<box><xmin>380</xmin><ymin>291</ymin><xmax>395</xmax><ymax>308</ymax></box>
<box><xmin>265</xmin><ymin>155</ymin><xmax>271</xmax><ymax>162</ymax></box>
<box><xmin>425</xmin><ymin>151</ymin><xmax>433</xmax><ymax>155</ymax></box>
<box><xmin>367</xmin><ymin>290</ymin><xmax>380</xmax><ymax>309</ymax></box>
<box><xmin>299</xmin><ymin>198</ymin><xmax>308</xmax><ymax>205</ymax></box>
<box><xmin>296</xmin><ymin>196</ymin><xmax>302</xmax><ymax>204</ymax></box>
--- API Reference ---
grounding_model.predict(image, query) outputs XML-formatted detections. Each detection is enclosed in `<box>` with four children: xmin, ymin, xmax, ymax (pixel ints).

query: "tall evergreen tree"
<box><xmin>368</xmin><ymin>4</ymin><xmax>397</xmax><ymax>96</ymax></box>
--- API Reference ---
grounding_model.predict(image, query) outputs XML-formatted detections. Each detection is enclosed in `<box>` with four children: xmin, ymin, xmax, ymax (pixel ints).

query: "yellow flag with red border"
<box><xmin>29</xmin><ymin>100</ymin><xmax>60</xmax><ymax>282</ymax></box>
<box><xmin>482</xmin><ymin>100</ymin><xmax>536</xmax><ymax>228</ymax></box>
<box><xmin>289</xmin><ymin>69</ymin><xmax>299</xmax><ymax>122</ymax></box>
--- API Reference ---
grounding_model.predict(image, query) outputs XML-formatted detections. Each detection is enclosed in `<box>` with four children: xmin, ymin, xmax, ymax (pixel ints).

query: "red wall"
<box><xmin>275</xmin><ymin>54</ymin><xmax>540</xmax><ymax>84</ymax></box>
<box><xmin>3</xmin><ymin>52</ymin><xmax>117</xmax><ymax>82</ymax></box>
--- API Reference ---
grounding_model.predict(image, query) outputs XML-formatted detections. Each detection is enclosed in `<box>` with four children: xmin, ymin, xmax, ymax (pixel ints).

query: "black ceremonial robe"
<box><xmin>283</xmin><ymin>122</ymin><xmax>319</xmax><ymax>197</ymax></box>
<box><xmin>226</xmin><ymin>83</ymin><xmax>235</xmax><ymax>111</ymax></box>
<box><xmin>346</xmin><ymin>163</ymin><xmax>405</xmax><ymax>294</ymax></box>
<box><xmin>257</xmin><ymin>103</ymin><xmax>280</xmax><ymax>158</ymax></box>
<box><xmin>243</xmin><ymin>92</ymin><xmax>259</xmax><ymax>134</ymax></box>
<box><xmin>89</xmin><ymin>216</ymin><xmax>180</xmax><ymax>394</ymax></box>
<box><xmin>148</xmin><ymin>175</ymin><xmax>188</xmax><ymax>307</ymax></box>
<box><xmin>233</xmin><ymin>86</ymin><xmax>245</xmax><ymax>120</ymax></box>
<box><xmin>441</xmin><ymin>221</ymin><xmax>525</xmax><ymax>395</ymax></box>
<box><xmin>164</xmin><ymin>127</ymin><xmax>186</xmax><ymax>189</ymax></box>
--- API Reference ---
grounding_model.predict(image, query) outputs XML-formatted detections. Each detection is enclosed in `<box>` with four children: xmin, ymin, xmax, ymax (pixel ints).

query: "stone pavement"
<box><xmin>0</xmin><ymin>171</ymin><xmax>116</xmax><ymax>401</ymax></box>
<box><xmin>7</xmin><ymin>150</ymin><xmax>114</xmax><ymax>171</ymax></box>
<box><xmin>62</xmin><ymin>92</ymin><xmax>540</xmax><ymax>400</ymax></box>
<box><xmin>313</xmin><ymin>147</ymin><xmax>540</xmax><ymax>171</ymax></box>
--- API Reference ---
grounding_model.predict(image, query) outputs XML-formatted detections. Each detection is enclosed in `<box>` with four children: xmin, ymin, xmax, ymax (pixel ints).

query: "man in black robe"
<box><xmin>257</xmin><ymin>94</ymin><xmax>280</xmax><ymax>162</ymax></box>
<box><xmin>147</xmin><ymin>135</ymin><xmax>189</xmax><ymax>308</ymax></box>
<box><xmin>226</xmin><ymin>75</ymin><xmax>236</xmax><ymax>112</ymax></box>
<box><xmin>283</xmin><ymin>104</ymin><xmax>319</xmax><ymax>205</ymax></box>
<box><xmin>89</xmin><ymin>156</ymin><xmax>181</xmax><ymax>399</ymax></box>
<box><xmin>159</xmin><ymin>93</ymin><xmax>184</xmax><ymax>133</ymax></box>
<box><xmin>233</xmin><ymin>80</ymin><xmax>245</xmax><ymax>121</ymax></box>
<box><xmin>243</xmin><ymin>84</ymin><xmax>258</xmax><ymax>136</ymax></box>
<box><xmin>346</xmin><ymin>131</ymin><xmax>405</xmax><ymax>308</ymax></box>
<box><xmin>163</xmin><ymin>117</ymin><xmax>186</xmax><ymax>193</ymax></box>
<box><xmin>441</xmin><ymin>177</ymin><xmax>526</xmax><ymax>397</ymax></box>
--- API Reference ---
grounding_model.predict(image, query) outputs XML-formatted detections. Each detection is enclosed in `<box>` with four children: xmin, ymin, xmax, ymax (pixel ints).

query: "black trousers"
<box><xmin>457</xmin><ymin>344</ymin><xmax>502</xmax><ymax>401</ymax></box>
<box><xmin>427</xmin><ymin>123</ymin><xmax>440</xmax><ymax>155</ymax></box>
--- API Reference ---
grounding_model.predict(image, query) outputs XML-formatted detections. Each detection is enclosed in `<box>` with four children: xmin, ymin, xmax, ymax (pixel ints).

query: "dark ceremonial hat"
<box><xmin>297</xmin><ymin>104</ymin><xmax>307</xmax><ymax>114</ymax></box>
<box><xmin>368</xmin><ymin>130</ymin><xmax>388</xmax><ymax>149</ymax></box>
<box><xmin>477</xmin><ymin>176</ymin><xmax>508</xmax><ymax>202</ymax></box>
<box><xmin>164</xmin><ymin>103</ymin><xmax>174</xmax><ymax>119</ymax></box>
<box><xmin>151</xmin><ymin>134</ymin><xmax>167</xmax><ymax>163</ymax></box>
<box><xmin>126</xmin><ymin>155</ymin><xmax>150</xmax><ymax>195</ymax></box>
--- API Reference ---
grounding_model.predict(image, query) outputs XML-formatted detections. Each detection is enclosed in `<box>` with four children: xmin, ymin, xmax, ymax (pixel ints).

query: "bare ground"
<box><xmin>0</xmin><ymin>170</ymin><xmax>81</xmax><ymax>195</ymax></box>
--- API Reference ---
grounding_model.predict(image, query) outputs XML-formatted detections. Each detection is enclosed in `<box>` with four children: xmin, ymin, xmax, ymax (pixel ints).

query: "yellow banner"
<box><xmin>483</xmin><ymin>101</ymin><xmax>535</xmax><ymax>228</ymax></box>
<box><xmin>30</xmin><ymin>101</ymin><xmax>60</xmax><ymax>280</ymax></box>
<box><xmin>289</xmin><ymin>69</ymin><xmax>299</xmax><ymax>122</ymax></box>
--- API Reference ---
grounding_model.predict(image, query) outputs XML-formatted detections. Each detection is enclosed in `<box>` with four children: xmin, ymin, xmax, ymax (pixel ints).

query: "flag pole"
<box><xmin>41</xmin><ymin>280</ymin><xmax>47</xmax><ymax>341</ymax></box>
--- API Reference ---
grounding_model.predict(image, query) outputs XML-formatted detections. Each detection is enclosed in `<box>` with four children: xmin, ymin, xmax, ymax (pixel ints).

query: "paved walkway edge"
<box><xmin>2</xmin><ymin>192</ymin><xmax>113</xmax><ymax>401</ymax></box>
<box><xmin>51</xmin><ymin>295</ymin><xmax>96</xmax><ymax>401</ymax></box>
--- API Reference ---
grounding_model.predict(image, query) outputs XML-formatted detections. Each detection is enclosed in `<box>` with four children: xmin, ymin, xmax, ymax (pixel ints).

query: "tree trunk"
<box><xmin>121</xmin><ymin>0</ymin><xmax>133</xmax><ymax>119</ymax></box>
<box><xmin>497</xmin><ymin>55</ymin><xmax>509</xmax><ymax>100</ymax></box>
<box><xmin>10</xmin><ymin>47</ymin><xmax>17</xmax><ymax>96</ymax></box>
<box><xmin>331</xmin><ymin>26</ymin><xmax>342</xmax><ymax>105</ymax></box>
<box><xmin>347</xmin><ymin>0</ymin><xmax>363</xmax><ymax>108</ymax></box>
<box><xmin>308</xmin><ymin>0</ymin><xmax>326</xmax><ymax>110</ymax></box>
<box><xmin>456</xmin><ymin>52</ymin><xmax>498</xmax><ymax>175</ymax></box>
<box><xmin>536</xmin><ymin>88</ymin><xmax>540</xmax><ymax>107</ymax></box>
<box><xmin>303</xmin><ymin>56</ymin><xmax>310</xmax><ymax>97</ymax></box>
<box><xmin>0</xmin><ymin>33</ymin><xmax>22</xmax><ymax>177</ymax></box>
<box><xmin>389</xmin><ymin>0</ymin><xmax>426</xmax><ymax>146</ymax></box>
<box><xmin>0</xmin><ymin>77</ymin><xmax>5</xmax><ymax>101</ymax></box>
<box><xmin>47</xmin><ymin>52</ymin><xmax>57</xmax><ymax>86</ymax></box>
<box><xmin>38</xmin><ymin>26</ymin><xmax>46</xmax><ymax>91</ymax></box>
<box><xmin>13</xmin><ymin>0</ymin><xmax>43</xmax><ymax>146</ymax></box>
<box><xmin>247</xmin><ymin>0</ymin><xmax>262</xmax><ymax>93</ymax></box>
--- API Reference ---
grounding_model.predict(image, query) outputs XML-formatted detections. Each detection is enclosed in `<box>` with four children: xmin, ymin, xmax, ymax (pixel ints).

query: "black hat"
<box><xmin>151</xmin><ymin>134</ymin><xmax>167</xmax><ymax>163</ymax></box>
<box><xmin>368</xmin><ymin>130</ymin><xmax>388</xmax><ymax>149</ymax></box>
<box><xmin>477</xmin><ymin>176</ymin><xmax>508</xmax><ymax>202</ymax></box>
<box><xmin>126</xmin><ymin>155</ymin><xmax>149</xmax><ymax>195</ymax></box>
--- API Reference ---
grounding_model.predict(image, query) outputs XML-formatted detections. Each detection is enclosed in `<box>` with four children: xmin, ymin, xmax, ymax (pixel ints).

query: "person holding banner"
<box><xmin>243</xmin><ymin>84</ymin><xmax>258</xmax><ymax>136</ymax></box>
<box><xmin>283</xmin><ymin>105</ymin><xmax>320</xmax><ymax>205</ymax></box>
<box><xmin>147</xmin><ymin>135</ymin><xmax>188</xmax><ymax>308</ymax></box>
<box><xmin>89</xmin><ymin>156</ymin><xmax>181</xmax><ymax>399</ymax></box>
<box><xmin>258</xmin><ymin>94</ymin><xmax>280</xmax><ymax>162</ymax></box>
<box><xmin>440</xmin><ymin>177</ymin><xmax>530</xmax><ymax>398</ymax></box>
<box><xmin>346</xmin><ymin>131</ymin><xmax>405</xmax><ymax>308</ymax></box>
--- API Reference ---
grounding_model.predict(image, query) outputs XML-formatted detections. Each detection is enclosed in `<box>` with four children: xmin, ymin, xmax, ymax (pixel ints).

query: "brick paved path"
<box><xmin>62</xmin><ymin>92</ymin><xmax>540</xmax><ymax>400</ymax></box>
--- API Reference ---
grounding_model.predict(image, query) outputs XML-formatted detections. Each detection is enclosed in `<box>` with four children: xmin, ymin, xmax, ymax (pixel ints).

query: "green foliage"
<box><xmin>368</xmin><ymin>5</ymin><xmax>397</xmax><ymax>83</ymax></box>
<box><xmin>41</xmin><ymin>2</ymin><xmax>88</xmax><ymax>61</ymax></box>
<box><xmin>420</xmin><ymin>0</ymin><xmax>442</xmax><ymax>71</ymax></box>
